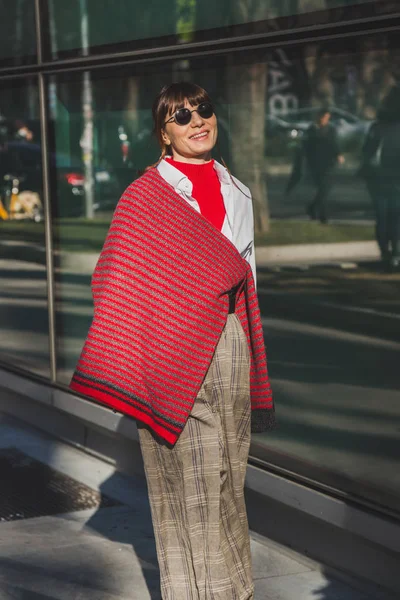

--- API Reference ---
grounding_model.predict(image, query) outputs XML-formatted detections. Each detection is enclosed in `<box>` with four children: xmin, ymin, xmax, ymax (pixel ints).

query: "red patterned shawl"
<box><xmin>70</xmin><ymin>168</ymin><xmax>273</xmax><ymax>445</ymax></box>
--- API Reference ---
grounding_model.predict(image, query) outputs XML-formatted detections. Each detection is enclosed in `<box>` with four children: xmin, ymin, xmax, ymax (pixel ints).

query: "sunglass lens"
<box><xmin>174</xmin><ymin>108</ymin><xmax>192</xmax><ymax>125</ymax></box>
<box><xmin>198</xmin><ymin>102</ymin><xmax>214</xmax><ymax>118</ymax></box>
<box><xmin>172</xmin><ymin>103</ymin><xmax>214</xmax><ymax>125</ymax></box>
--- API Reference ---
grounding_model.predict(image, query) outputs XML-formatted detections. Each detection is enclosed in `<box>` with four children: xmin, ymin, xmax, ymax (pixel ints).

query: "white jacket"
<box><xmin>157</xmin><ymin>158</ymin><xmax>256</xmax><ymax>285</ymax></box>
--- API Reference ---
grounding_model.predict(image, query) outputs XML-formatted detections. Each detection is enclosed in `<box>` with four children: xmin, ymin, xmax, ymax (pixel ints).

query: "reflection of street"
<box><xmin>258</xmin><ymin>262</ymin><xmax>400</xmax><ymax>319</ymax></box>
<box><xmin>83</xmin><ymin>171</ymin><xmax>377</xmax><ymax>223</ymax></box>
<box><xmin>257</xmin><ymin>315</ymin><xmax>400</xmax><ymax>513</ymax></box>
<box><xmin>255</xmin><ymin>262</ymin><xmax>400</xmax><ymax>514</ymax></box>
<box><xmin>268</xmin><ymin>172</ymin><xmax>375</xmax><ymax>221</ymax></box>
<box><xmin>1</xmin><ymin>253</ymin><xmax>400</xmax><ymax>514</ymax></box>
<box><xmin>0</xmin><ymin>258</ymin><xmax>91</xmax><ymax>380</ymax></box>
<box><xmin>0</xmin><ymin>259</ymin><xmax>50</xmax><ymax>377</ymax></box>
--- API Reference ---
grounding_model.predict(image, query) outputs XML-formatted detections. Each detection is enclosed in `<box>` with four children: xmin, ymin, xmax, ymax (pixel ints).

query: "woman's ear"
<box><xmin>161</xmin><ymin>129</ymin><xmax>171</xmax><ymax>147</ymax></box>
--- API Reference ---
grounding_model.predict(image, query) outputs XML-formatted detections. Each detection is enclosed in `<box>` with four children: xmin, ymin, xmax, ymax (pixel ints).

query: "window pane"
<box><xmin>0</xmin><ymin>0</ymin><xmax>37</xmax><ymax>67</ymax></box>
<box><xmin>44</xmin><ymin>0</ymin><xmax>392</xmax><ymax>59</ymax></box>
<box><xmin>50</xmin><ymin>33</ymin><xmax>400</xmax><ymax>514</ymax></box>
<box><xmin>0</xmin><ymin>78</ymin><xmax>49</xmax><ymax>377</ymax></box>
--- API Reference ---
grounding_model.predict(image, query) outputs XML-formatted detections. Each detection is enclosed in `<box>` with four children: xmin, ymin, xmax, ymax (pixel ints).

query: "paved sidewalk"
<box><xmin>0</xmin><ymin>415</ymin><xmax>394</xmax><ymax>600</ymax></box>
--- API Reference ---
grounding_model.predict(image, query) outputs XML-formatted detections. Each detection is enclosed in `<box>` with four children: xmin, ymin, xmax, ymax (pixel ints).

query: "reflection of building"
<box><xmin>0</xmin><ymin>2</ymin><xmax>400</xmax><ymax>596</ymax></box>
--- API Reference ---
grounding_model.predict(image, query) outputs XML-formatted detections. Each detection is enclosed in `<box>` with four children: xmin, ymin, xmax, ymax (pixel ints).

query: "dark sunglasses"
<box><xmin>164</xmin><ymin>102</ymin><xmax>214</xmax><ymax>126</ymax></box>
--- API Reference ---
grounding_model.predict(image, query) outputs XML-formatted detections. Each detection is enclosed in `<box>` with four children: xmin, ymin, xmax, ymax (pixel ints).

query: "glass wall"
<box><xmin>42</xmin><ymin>0</ymin><xmax>391</xmax><ymax>59</ymax></box>
<box><xmin>0</xmin><ymin>0</ymin><xmax>399</xmax><ymax>519</ymax></box>
<box><xmin>0</xmin><ymin>0</ymin><xmax>37</xmax><ymax>68</ymax></box>
<box><xmin>48</xmin><ymin>30</ymin><xmax>400</xmax><ymax>515</ymax></box>
<box><xmin>0</xmin><ymin>78</ymin><xmax>50</xmax><ymax>377</ymax></box>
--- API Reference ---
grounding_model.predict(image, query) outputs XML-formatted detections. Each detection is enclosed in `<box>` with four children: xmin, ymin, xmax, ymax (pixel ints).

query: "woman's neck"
<box><xmin>168</xmin><ymin>152</ymin><xmax>212</xmax><ymax>164</ymax></box>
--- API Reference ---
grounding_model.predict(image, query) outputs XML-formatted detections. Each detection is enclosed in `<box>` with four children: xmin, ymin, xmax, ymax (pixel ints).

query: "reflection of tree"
<box><xmin>304</xmin><ymin>44</ymin><xmax>335</xmax><ymax>107</ymax></box>
<box><xmin>86</xmin><ymin>0</ymin><xmax>176</xmax><ymax>47</ymax></box>
<box><xmin>358</xmin><ymin>38</ymin><xmax>395</xmax><ymax>119</ymax></box>
<box><xmin>124</xmin><ymin>77</ymin><xmax>140</xmax><ymax>143</ymax></box>
<box><xmin>0</xmin><ymin>0</ymin><xmax>36</xmax><ymax>64</ymax></box>
<box><xmin>47</xmin><ymin>0</ymin><xmax>58</xmax><ymax>61</ymax></box>
<box><xmin>297</xmin><ymin>0</ymin><xmax>326</xmax><ymax>11</ymax></box>
<box><xmin>177</xmin><ymin>0</ymin><xmax>196</xmax><ymax>42</ymax></box>
<box><xmin>303</xmin><ymin>37</ymin><xmax>396</xmax><ymax>119</ymax></box>
<box><xmin>281</xmin><ymin>0</ymin><xmax>399</xmax><ymax>119</ymax></box>
<box><xmin>14</xmin><ymin>0</ymin><xmax>24</xmax><ymax>58</ymax></box>
<box><xmin>194</xmin><ymin>0</ymin><xmax>272</xmax><ymax>234</ymax></box>
<box><xmin>219</xmin><ymin>0</ymin><xmax>399</xmax><ymax>235</ymax></box>
<box><xmin>326</xmin><ymin>0</ymin><xmax>372</xmax><ymax>8</ymax></box>
<box><xmin>227</xmin><ymin>60</ymin><xmax>270</xmax><ymax>233</ymax></box>
<box><xmin>225</xmin><ymin>1</ymin><xmax>286</xmax><ymax>234</ymax></box>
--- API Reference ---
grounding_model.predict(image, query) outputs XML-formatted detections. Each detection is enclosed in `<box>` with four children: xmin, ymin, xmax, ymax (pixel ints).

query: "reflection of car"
<box><xmin>0</xmin><ymin>141</ymin><xmax>120</xmax><ymax>217</ymax></box>
<box><xmin>267</xmin><ymin>107</ymin><xmax>370</xmax><ymax>151</ymax></box>
<box><xmin>54</xmin><ymin>153</ymin><xmax>120</xmax><ymax>216</ymax></box>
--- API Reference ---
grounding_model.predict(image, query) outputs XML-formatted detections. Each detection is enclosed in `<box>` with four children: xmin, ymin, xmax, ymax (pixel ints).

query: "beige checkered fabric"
<box><xmin>138</xmin><ymin>314</ymin><xmax>253</xmax><ymax>600</ymax></box>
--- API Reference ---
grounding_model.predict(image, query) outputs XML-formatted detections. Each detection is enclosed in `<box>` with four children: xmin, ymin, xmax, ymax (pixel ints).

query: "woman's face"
<box><xmin>162</xmin><ymin>99</ymin><xmax>218</xmax><ymax>163</ymax></box>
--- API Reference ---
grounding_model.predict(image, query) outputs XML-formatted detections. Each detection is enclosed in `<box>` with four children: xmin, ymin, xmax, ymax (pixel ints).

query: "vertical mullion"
<box><xmin>36</xmin><ymin>0</ymin><xmax>57</xmax><ymax>383</ymax></box>
<box><xmin>39</xmin><ymin>73</ymin><xmax>57</xmax><ymax>383</ymax></box>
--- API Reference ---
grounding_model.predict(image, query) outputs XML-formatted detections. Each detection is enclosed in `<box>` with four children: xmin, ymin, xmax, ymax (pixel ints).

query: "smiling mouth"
<box><xmin>190</xmin><ymin>131</ymin><xmax>209</xmax><ymax>140</ymax></box>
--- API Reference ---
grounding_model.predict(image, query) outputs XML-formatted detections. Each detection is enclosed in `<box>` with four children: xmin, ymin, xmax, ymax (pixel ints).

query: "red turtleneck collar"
<box><xmin>166</xmin><ymin>158</ymin><xmax>226</xmax><ymax>231</ymax></box>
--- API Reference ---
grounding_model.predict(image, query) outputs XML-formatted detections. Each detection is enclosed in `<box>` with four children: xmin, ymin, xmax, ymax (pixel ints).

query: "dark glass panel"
<box><xmin>50</xmin><ymin>31</ymin><xmax>400</xmax><ymax>514</ymax></box>
<box><xmin>44</xmin><ymin>1</ymin><xmax>395</xmax><ymax>60</ymax></box>
<box><xmin>0</xmin><ymin>0</ymin><xmax>36</xmax><ymax>67</ymax></box>
<box><xmin>0</xmin><ymin>78</ymin><xmax>49</xmax><ymax>377</ymax></box>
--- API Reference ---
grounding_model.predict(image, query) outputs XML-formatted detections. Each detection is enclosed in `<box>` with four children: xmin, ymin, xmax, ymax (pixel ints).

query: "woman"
<box><xmin>71</xmin><ymin>82</ymin><xmax>275</xmax><ymax>599</ymax></box>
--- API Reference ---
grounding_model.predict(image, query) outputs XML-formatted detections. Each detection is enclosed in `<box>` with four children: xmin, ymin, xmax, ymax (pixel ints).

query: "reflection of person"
<box><xmin>303</xmin><ymin>108</ymin><xmax>344</xmax><ymax>223</ymax></box>
<box><xmin>360</xmin><ymin>88</ymin><xmax>400</xmax><ymax>269</ymax></box>
<box><xmin>14</xmin><ymin>119</ymin><xmax>34</xmax><ymax>142</ymax></box>
<box><xmin>70</xmin><ymin>82</ymin><xmax>275</xmax><ymax>599</ymax></box>
<box><xmin>0</xmin><ymin>114</ymin><xmax>8</xmax><ymax>145</ymax></box>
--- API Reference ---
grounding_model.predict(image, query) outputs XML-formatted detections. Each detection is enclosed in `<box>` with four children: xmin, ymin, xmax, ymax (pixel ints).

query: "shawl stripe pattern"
<box><xmin>70</xmin><ymin>168</ymin><xmax>273</xmax><ymax>444</ymax></box>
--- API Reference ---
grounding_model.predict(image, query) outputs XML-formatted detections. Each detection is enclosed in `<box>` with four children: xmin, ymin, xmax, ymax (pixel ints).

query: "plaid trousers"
<box><xmin>138</xmin><ymin>314</ymin><xmax>253</xmax><ymax>600</ymax></box>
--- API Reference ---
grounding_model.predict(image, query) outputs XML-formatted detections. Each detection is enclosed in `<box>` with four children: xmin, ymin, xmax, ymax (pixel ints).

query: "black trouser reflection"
<box><xmin>366</xmin><ymin>177</ymin><xmax>400</xmax><ymax>261</ymax></box>
<box><xmin>307</xmin><ymin>170</ymin><xmax>332</xmax><ymax>224</ymax></box>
